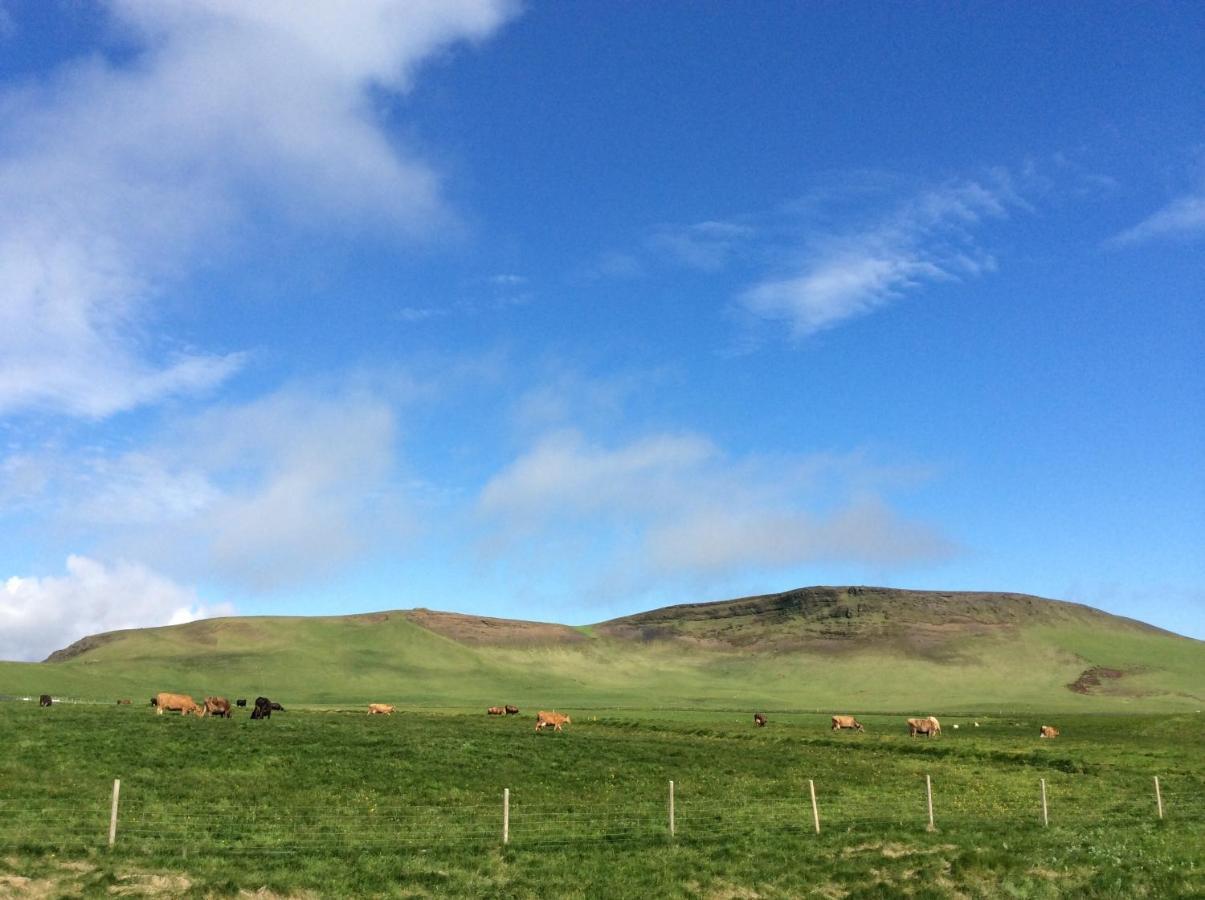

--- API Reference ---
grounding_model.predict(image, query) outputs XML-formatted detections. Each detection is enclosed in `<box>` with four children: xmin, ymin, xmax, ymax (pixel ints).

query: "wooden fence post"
<box><xmin>1040</xmin><ymin>778</ymin><xmax>1048</xmax><ymax>827</ymax></box>
<box><xmin>1154</xmin><ymin>776</ymin><xmax>1163</xmax><ymax>820</ymax></box>
<box><xmin>108</xmin><ymin>779</ymin><xmax>121</xmax><ymax>847</ymax></box>
<box><xmin>925</xmin><ymin>774</ymin><xmax>935</xmax><ymax>832</ymax></box>
<box><xmin>503</xmin><ymin>788</ymin><xmax>510</xmax><ymax>845</ymax></box>
<box><xmin>808</xmin><ymin>779</ymin><xmax>820</xmax><ymax>834</ymax></box>
<box><xmin>668</xmin><ymin>780</ymin><xmax>675</xmax><ymax>838</ymax></box>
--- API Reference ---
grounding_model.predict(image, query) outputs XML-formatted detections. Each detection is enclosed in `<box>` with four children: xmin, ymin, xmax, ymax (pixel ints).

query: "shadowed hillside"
<box><xmin>4</xmin><ymin>588</ymin><xmax>1202</xmax><ymax>712</ymax></box>
<box><xmin>594</xmin><ymin>586</ymin><xmax>1173</xmax><ymax>658</ymax></box>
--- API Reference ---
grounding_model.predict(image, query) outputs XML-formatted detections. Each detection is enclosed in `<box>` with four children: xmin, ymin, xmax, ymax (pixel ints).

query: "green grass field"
<box><xmin>1</xmin><ymin>703</ymin><xmax>1201</xmax><ymax>897</ymax></box>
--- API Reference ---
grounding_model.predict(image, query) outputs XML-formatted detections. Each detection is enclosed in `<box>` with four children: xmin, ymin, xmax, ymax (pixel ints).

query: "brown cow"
<box><xmin>504</xmin><ymin>705</ymin><xmax>519</xmax><ymax>715</ymax></box>
<box><xmin>38</xmin><ymin>694</ymin><xmax>52</xmax><ymax>707</ymax></box>
<box><xmin>907</xmin><ymin>716</ymin><xmax>939</xmax><ymax>737</ymax></box>
<box><xmin>1039</xmin><ymin>725</ymin><xmax>1060</xmax><ymax>739</ymax></box>
<box><xmin>535</xmin><ymin>710</ymin><xmax>570</xmax><ymax>732</ymax></box>
<box><xmin>154</xmin><ymin>692</ymin><xmax>203</xmax><ymax>716</ymax></box>
<box><xmin>368</xmin><ymin>703</ymin><xmax>395</xmax><ymax>715</ymax></box>
<box><xmin>116</xmin><ymin>699</ymin><xmax>132</xmax><ymax>705</ymax></box>
<box><xmin>831</xmin><ymin>715</ymin><xmax>864</xmax><ymax>732</ymax></box>
<box><xmin>203</xmin><ymin>697</ymin><xmax>232</xmax><ymax>718</ymax></box>
<box><xmin>753</xmin><ymin>713</ymin><xmax>767</xmax><ymax>727</ymax></box>
<box><xmin>487</xmin><ymin>706</ymin><xmax>505</xmax><ymax>716</ymax></box>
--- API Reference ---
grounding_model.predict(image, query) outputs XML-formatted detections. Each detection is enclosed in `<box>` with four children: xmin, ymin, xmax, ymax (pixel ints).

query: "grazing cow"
<box><xmin>1039</xmin><ymin>725</ymin><xmax>1060</xmax><ymax>739</ymax></box>
<box><xmin>116</xmin><ymin>699</ymin><xmax>132</xmax><ymax>705</ymax></box>
<box><xmin>754</xmin><ymin>713</ymin><xmax>767</xmax><ymax>727</ymax></box>
<box><xmin>505</xmin><ymin>705</ymin><xmax>519</xmax><ymax>715</ymax></box>
<box><xmin>907</xmin><ymin>717</ymin><xmax>939</xmax><ymax>737</ymax></box>
<box><xmin>535</xmin><ymin>711</ymin><xmax>570</xmax><ymax>732</ymax></box>
<box><xmin>236</xmin><ymin>699</ymin><xmax>247</xmax><ymax>708</ymax></box>
<box><xmin>269</xmin><ymin>702</ymin><xmax>285</xmax><ymax>712</ymax></box>
<box><xmin>368</xmin><ymin>703</ymin><xmax>395</xmax><ymax>715</ymax></box>
<box><xmin>154</xmin><ymin>692</ymin><xmax>203</xmax><ymax>716</ymax></box>
<box><xmin>251</xmin><ymin>696</ymin><xmax>273</xmax><ymax>720</ymax></box>
<box><xmin>831</xmin><ymin>715</ymin><xmax>864</xmax><ymax>732</ymax></box>
<box><xmin>487</xmin><ymin>706</ymin><xmax>505</xmax><ymax>716</ymax></box>
<box><xmin>203</xmin><ymin>697</ymin><xmax>232</xmax><ymax>718</ymax></box>
<box><xmin>927</xmin><ymin>716</ymin><xmax>942</xmax><ymax>736</ymax></box>
<box><xmin>38</xmin><ymin>694</ymin><xmax>52</xmax><ymax>707</ymax></box>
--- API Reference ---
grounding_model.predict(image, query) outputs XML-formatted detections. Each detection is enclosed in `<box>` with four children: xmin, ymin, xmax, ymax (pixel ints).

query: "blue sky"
<box><xmin>1</xmin><ymin>1</ymin><xmax>1202</xmax><ymax>660</ymax></box>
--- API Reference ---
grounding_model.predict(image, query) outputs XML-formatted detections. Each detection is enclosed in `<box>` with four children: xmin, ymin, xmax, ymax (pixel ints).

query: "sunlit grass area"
<box><xmin>0</xmin><ymin>703</ymin><xmax>1200</xmax><ymax>896</ymax></box>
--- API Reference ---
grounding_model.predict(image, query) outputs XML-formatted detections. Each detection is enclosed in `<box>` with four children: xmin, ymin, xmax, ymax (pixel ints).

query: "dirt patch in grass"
<box><xmin>109</xmin><ymin>873</ymin><xmax>192</xmax><ymax>896</ymax></box>
<box><xmin>842</xmin><ymin>841</ymin><xmax>957</xmax><ymax>860</ymax></box>
<box><xmin>0</xmin><ymin>874</ymin><xmax>58</xmax><ymax>899</ymax></box>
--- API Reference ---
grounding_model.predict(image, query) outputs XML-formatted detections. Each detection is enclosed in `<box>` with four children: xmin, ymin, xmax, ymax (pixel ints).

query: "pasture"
<box><xmin>1</xmin><ymin>703</ymin><xmax>1201</xmax><ymax>897</ymax></box>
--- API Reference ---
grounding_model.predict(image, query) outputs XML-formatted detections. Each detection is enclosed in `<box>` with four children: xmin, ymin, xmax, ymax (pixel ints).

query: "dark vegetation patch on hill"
<box><xmin>1067</xmin><ymin>666</ymin><xmax>1127</xmax><ymax>694</ymax></box>
<box><xmin>44</xmin><ymin>631</ymin><xmax>124</xmax><ymax>663</ymax></box>
<box><xmin>593</xmin><ymin>585</ymin><xmax>1173</xmax><ymax>656</ymax></box>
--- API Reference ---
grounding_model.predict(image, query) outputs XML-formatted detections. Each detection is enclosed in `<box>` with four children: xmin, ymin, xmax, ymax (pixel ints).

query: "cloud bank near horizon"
<box><xmin>1</xmin><ymin>554</ymin><xmax>233</xmax><ymax>662</ymax></box>
<box><xmin>477</xmin><ymin>429</ymin><xmax>953</xmax><ymax>597</ymax></box>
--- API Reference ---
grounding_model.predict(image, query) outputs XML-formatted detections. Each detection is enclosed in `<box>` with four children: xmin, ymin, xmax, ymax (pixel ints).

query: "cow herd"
<box><xmin>145</xmin><ymin>692</ymin><xmax>283</xmax><ymax>719</ymax></box>
<box><xmin>32</xmin><ymin>694</ymin><xmax>1061</xmax><ymax>739</ymax></box>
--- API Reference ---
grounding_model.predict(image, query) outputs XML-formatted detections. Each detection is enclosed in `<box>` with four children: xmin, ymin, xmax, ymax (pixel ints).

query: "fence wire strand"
<box><xmin>0</xmin><ymin>777</ymin><xmax>1198</xmax><ymax>856</ymax></box>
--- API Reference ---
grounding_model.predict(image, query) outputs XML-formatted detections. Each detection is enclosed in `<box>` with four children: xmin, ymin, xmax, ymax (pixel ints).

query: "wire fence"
<box><xmin>0</xmin><ymin>773</ymin><xmax>1198</xmax><ymax>857</ymax></box>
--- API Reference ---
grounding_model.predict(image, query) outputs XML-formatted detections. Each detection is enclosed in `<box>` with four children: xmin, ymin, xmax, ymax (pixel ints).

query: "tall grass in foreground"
<box><xmin>0</xmin><ymin>704</ymin><xmax>1201</xmax><ymax>897</ymax></box>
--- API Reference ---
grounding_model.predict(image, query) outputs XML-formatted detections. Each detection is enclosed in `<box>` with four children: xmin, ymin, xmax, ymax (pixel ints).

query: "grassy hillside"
<box><xmin>2</xmin><ymin>588</ymin><xmax>1201</xmax><ymax>711</ymax></box>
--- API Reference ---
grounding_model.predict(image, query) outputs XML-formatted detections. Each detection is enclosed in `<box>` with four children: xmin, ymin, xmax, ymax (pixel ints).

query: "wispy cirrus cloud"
<box><xmin>0</xmin><ymin>0</ymin><xmax>516</xmax><ymax>419</ymax></box>
<box><xmin>1</xmin><ymin>554</ymin><xmax>233</xmax><ymax>662</ymax></box>
<box><xmin>739</xmin><ymin>175</ymin><xmax>1017</xmax><ymax>338</ymax></box>
<box><xmin>647</xmin><ymin>220</ymin><xmax>756</xmax><ymax>272</ymax></box>
<box><xmin>1109</xmin><ymin>188</ymin><xmax>1205</xmax><ymax>246</ymax></box>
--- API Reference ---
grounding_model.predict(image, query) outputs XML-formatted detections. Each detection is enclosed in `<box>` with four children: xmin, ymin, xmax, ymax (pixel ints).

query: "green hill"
<box><xmin>3</xmin><ymin>587</ymin><xmax>1202</xmax><ymax>712</ymax></box>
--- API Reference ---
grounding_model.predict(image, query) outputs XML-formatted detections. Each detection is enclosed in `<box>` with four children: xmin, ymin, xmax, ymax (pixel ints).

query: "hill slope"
<box><xmin>3</xmin><ymin>587</ymin><xmax>1201</xmax><ymax>711</ymax></box>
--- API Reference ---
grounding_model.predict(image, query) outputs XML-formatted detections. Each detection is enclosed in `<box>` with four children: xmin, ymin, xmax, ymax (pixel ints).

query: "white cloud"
<box><xmin>479</xmin><ymin>430</ymin><xmax>715</xmax><ymax>523</ymax></box>
<box><xmin>0</xmin><ymin>555</ymin><xmax>232</xmax><ymax>662</ymax></box>
<box><xmin>477</xmin><ymin>430</ymin><xmax>953</xmax><ymax>588</ymax></box>
<box><xmin>739</xmin><ymin>176</ymin><xmax>1015</xmax><ymax>337</ymax></box>
<box><xmin>94</xmin><ymin>385</ymin><xmax>407</xmax><ymax>591</ymax></box>
<box><xmin>0</xmin><ymin>0</ymin><xmax>516</xmax><ymax>418</ymax></box>
<box><xmin>646</xmin><ymin>496</ymin><xmax>952</xmax><ymax>574</ymax></box>
<box><xmin>1109</xmin><ymin>190</ymin><xmax>1205</xmax><ymax>245</ymax></box>
<box><xmin>1</xmin><ymin>382</ymin><xmax>409</xmax><ymax>592</ymax></box>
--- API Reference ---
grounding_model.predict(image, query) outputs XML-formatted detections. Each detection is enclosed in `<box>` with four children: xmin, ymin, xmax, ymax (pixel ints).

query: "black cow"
<box><xmin>753</xmin><ymin>712</ymin><xmax>767</xmax><ymax>727</ymax></box>
<box><xmin>269</xmin><ymin>701</ymin><xmax>285</xmax><ymax>711</ymax></box>
<box><xmin>39</xmin><ymin>694</ymin><xmax>52</xmax><ymax>707</ymax></box>
<box><xmin>505</xmin><ymin>704</ymin><xmax>519</xmax><ymax>715</ymax></box>
<box><xmin>251</xmin><ymin>696</ymin><xmax>272</xmax><ymax>719</ymax></box>
<box><xmin>235</xmin><ymin>698</ymin><xmax>247</xmax><ymax>707</ymax></box>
